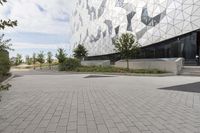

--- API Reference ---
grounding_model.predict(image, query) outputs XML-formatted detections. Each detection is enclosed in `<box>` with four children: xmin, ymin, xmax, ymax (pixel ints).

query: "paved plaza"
<box><xmin>0</xmin><ymin>70</ymin><xmax>200</xmax><ymax>133</ymax></box>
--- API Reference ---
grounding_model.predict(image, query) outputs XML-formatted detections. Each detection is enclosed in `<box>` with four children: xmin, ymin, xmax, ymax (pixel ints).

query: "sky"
<box><xmin>0</xmin><ymin>0</ymin><xmax>75</xmax><ymax>58</ymax></box>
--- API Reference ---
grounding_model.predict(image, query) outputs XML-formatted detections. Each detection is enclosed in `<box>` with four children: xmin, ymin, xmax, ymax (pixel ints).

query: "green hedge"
<box><xmin>59</xmin><ymin>58</ymin><xmax>81</xmax><ymax>71</ymax></box>
<box><xmin>58</xmin><ymin>58</ymin><xmax>166</xmax><ymax>74</ymax></box>
<box><xmin>0</xmin><ymin>50</ymin><xmax>10</xmax><ymax>76</ymax></box>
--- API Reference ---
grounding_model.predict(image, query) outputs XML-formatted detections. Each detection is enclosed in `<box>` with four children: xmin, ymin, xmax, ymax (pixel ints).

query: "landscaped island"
<box><xmin>57</xmin><ymin>58</ymin><xmax>166</xmax><ymax>74</ymax></box>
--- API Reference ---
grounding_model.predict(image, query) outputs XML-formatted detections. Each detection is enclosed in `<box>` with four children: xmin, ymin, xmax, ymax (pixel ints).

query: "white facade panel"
<box><xmin>71</xmin><ymin>0</ymin><xmax>200</xmax><ymax>56</ymax></box>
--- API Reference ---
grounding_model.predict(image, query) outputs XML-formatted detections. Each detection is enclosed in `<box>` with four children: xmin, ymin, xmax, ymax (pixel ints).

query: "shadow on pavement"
<box><xmin>11</xmin><ymin>69</ymin><xmax>69</xmax><ymax>76</ymax></box>
<box><xmin>158</xmin><ymin>82</ymin><xmax>200</xmax><ymax>93</ymax></box>
<box><xmin>13</xmin><ymin>75</ymin><xmax>24</xmax><ymax>78</ymax></box>
<box><xmin>84</xmin><ymin>75</ymin><xmax>115</xmax><ymax>78</ymax></box>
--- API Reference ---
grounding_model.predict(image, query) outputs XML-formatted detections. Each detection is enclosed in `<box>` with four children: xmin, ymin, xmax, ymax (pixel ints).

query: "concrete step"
<box><xmin>180</xmin><ymin>66</ymin><xmax>200</xmax><ymax>76</ymax></box>
<box><xmin>182</xmin><ymin>66</ymin><xmax>200</xmax><ymax>71</ymax></box>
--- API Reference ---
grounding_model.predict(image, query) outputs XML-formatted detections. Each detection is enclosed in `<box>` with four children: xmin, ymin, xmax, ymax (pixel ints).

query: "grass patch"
<box><xmin>71</xmin><ymin>66</ymin><xmax>166</xmax><ymax>74</ymax></box>
<box><xmin>0</xmin><ymin>83</ymin><xmax>11</xmax><ymax>91</ymax></box>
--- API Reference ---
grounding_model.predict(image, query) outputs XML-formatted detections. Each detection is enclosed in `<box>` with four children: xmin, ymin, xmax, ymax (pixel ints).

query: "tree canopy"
<box><xmin>113</xmin><ymin>33</ymin><xmax>140</xmax><ymax>69</ymax></box>
<box><xmin>15</xmin><ymin>54</ymin><xmax>23</xmax><ymax>66</ymax></box>
<box><xmin>56</xmin><ymin>48</ymin><xmax>67</xmax><ymax>63</ymax></box>
<box><xmin>0</xmin><ymin>34</ymin><xmax>12</xmax><ymax>51</ymax></box>
<box><xmin>37</xmin><ymin>52</ymin><xmax>45</xmax><ymax>64</ymax></box>
<box><xmin>73</xmin><ymin>44</ymin><xmax>88</xmax><ymax>60</ymax></box>
<box><xmin>47</xmin><ymin>52</ymin><xmax>53</xmax><ymax>64</ymax></box>
<box><xmin>0</xmin><ymin>0</ymin><xmax>17</xmax><ymax>30</ymax></box>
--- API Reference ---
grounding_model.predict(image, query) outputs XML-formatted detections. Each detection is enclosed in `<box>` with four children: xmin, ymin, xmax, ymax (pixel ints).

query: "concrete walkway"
<box><xmin>0</xmin><ymin>70</ymin><xmax>200</xmax><ymax>133</ymax></box>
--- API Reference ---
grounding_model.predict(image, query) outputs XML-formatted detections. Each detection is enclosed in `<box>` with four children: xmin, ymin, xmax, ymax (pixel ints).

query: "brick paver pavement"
<box><xmin>0</xmin><ymin>70</ymin><xmax>200</xmax><ymax>133</ymax></box>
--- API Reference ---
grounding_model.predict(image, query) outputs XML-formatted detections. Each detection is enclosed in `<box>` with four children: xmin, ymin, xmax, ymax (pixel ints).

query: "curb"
<box><xmin>62</xmin><ymin>72</ymin><xmax>175</xmax><ymax>77</ymax></box>
<box><xmin>29</xmin><ymin>69</ymin><xmax>175</xmax><ymax>77</ymax></box>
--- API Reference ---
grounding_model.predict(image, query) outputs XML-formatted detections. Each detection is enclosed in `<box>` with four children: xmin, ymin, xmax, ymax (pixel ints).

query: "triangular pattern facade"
<box><xmin>71</xmin><ymin>0</ymin><xmax>200</xmax><ymax>56</ymax></box>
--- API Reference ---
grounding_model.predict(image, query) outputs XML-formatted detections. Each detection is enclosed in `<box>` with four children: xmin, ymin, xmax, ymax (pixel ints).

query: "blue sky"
<box><xmin>0</xmin><ymin>0</ymin><xmax>75</xmax><ymax>58</ymax></box>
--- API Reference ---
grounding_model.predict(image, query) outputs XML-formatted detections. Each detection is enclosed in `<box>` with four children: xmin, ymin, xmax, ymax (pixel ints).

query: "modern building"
<box><xmin>71</xmin><ymin>0</ymin><xmax>200</xmax><ymax>63</ymax></box>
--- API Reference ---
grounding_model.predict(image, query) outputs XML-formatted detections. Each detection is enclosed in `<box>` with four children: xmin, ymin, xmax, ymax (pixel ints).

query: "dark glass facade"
<box><xmin>140</xmin><ymin>31</ymin><xmax>197</xmax><ymax>60</ymax></box>
<box><xmin>86</xmin><ymin>30</ymin><xmax>199</xmax><ymax>64</ymax></box>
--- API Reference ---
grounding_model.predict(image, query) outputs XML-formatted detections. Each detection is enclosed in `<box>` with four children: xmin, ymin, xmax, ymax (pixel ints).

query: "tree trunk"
<box><xmin>40</xmin><ymin>64</ymin><xmax>42</xmax><ymax>70</ymax></box>
<box><xmin>33</xmin><ymin>64</ymin><xmax>35</xmax><ymax>70</ymax></box>
<box><xmin>126</xmin><ymin>59</ymin><xmax>129</xmax><ymax>70</ymax></box>
<box><xmin>49</xmin><ymin>63</ymin><xmax>51</xmax><ymax>70</ymax></box>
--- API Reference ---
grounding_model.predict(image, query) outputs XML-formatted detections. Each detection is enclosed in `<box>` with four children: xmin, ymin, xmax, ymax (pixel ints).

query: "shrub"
<box><xmin>0</xmin><ymin>50</ymin><xmax>10</xmax><ymax>76</ymax></box>
<box><xmin>58</xmin><ymin>63</ymin><xmax>66</xmax><ymax>71</ymax></box>
<box><xmin>37</xmin><ymin>51</ymin><xmax>45</xmax><ymax>69</ymax></box>
<box><xmin>59</xmin><ymin>58</ymin><xmax>81</xmax><ymax>71</ymax></box>
<box><xmin>0</xmin><ymin>83</ymin><xmax>11</xmax><ymax>91</ymax></box>
<box><xmin>15</xmin><ymin>54</ymin><xmax>23</xmax><ymax>66</ymax></box>
<box><xmin>56</xmin><ymin>48</ymin><xmax>67</xmax><ymax>64</ymax></box>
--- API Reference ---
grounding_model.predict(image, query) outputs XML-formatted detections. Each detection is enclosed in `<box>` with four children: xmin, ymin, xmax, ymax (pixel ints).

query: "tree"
<box><xmin>15</xmin><ymin>54</ymin><xmax>22</xmax><ymax>66</ymax></box>
<box><xmin>25</xmin><ymin>55</ymin><xmax>32</xmax><ymax>65</ymax></box>
<box><xmin>56</xmin><ymin>48</ymin><xmax>67</xmax><ymax>64</ymax></box>
<box><xmin>47</xmin><ymin>52</ymin><xmax>53</xmax><ymax>69</ymax></box>
<box><xmin>0</xmin><ymin>34</ymin><xmax>13</xmax><ymax>51</ymax></box>
<box><xmin>0</xmin><ymin>0</ymin><xmax>17</xmax><ymax>30</ymax></box>
<box><xmin>0</xmin><ymin>50</ymin><xmax>10</xmax><ymax>76</ymax></box>
<box><xmin>32</xmin><ymin>53</ymin><xmax>36</xmax><ymax>69</ymax></box>
<box><xmin>0</xmin><ymin>34</ymin><xmax>11</xmax><ymax>75</ymax></box>
<box><xmin>73</xmin><ymin>44</ymin><xmax>88</xmax><ymax>60</ymax></box>
<box><xmin>113</xmin><ymin>33</ymin><xmax>140</xmax><ymax>70</ymax></box>
<box><xmin>0</xmin><ymin>0</ymin><xmax>17</xmax><ymax>89</ymax></box>
<box><xmin>37</xmin><ymin>52</ymin><xmax>45</xmax><ymax>69</ymax></box>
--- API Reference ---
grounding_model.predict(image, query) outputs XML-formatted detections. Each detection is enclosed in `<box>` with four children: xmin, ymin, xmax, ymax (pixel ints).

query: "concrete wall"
<box><xmin>115</xmin><ymin>58</ymin><xmax>184</xmax><ymax>75</ymax></box>
<box><xmin>81</xmin><ymin>60</ymin><xmax>111</xmax><ymax>67</ymax></box>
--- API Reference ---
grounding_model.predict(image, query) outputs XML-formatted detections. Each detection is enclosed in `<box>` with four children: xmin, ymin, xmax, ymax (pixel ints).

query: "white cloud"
<box><xmin>0</xmin><ymin>0</ymin><xmax>76</xmax><ymax>57</ymax></box>
<box><xmin>10</xmin><ymin>42</ymin><xmax>71</xmax><ymax>58</ymax></box>
<box><xmin>0</xmin><ymin>0</ymin><xmax>75</xmax><ymax>34</ymax></box>
<box><xmin>12</xmin><ymin>42</ymin><xmax>68</xmax><ymax>50</ymax></box>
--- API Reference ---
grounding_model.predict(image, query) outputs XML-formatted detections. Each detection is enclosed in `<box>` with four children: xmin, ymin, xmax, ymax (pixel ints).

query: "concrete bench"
<box><xmin>115</xmin><ymin>58</ymin><xmax>184</xmax><ymax>75</ymax></box>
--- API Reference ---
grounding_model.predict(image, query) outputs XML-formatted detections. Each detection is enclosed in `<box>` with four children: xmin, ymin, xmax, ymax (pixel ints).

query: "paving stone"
<box><xmin>116</xmin><ymin>123</ymin><xmax>129</xmax><ymax>132</ymax></box>
<box><xmin>66</xmin><ymin>130</ymin><xmax>76</xmax><ymax>133</ymax></box>
<box><xmin>23</xmin><ymin>124</ymin><xmax>37</xmax><ymax>133</ymax></box>
<box><xmin>58</xmin><ymin>119</ymin><xmax>68</xmax><ymax>127</ymax></box>
<box><xmin>17</xmin><ymin>121</ymin><xmax>30</xmax><ymax>129</ymax></box>
<box><xmin>56</xmin><ymin>126</ymin><xmax>67</xmax><ymax>133</ymax></box>
<box><xmin>34</xmin><ymin>128</ymin><xmax>46</xmax><ymax>133</ymax></box>
<box><xmin>97</xmin><ymin>124</ymin><xmax>109</xmax><ymax>133</ymax></box>
<box><xmin>2</xmin><ymin>125</ymin><xmax>17</xmax><ymax>133</ymax></box>
<box><xmin>1</xmin><ymin>71</ymin><xmax>200</xmax><ymax>133</ymax></box>
<box><xmin>47</xmin><ymin>123</ymin><xmax>58</xmax><ymax>132</ymax></box>
<box><xmin>39</xmin><ymin>120</ymin><xmax>50</xmax><ymax>128</ymax></box>
<box><xmin>50</xmin><ymin>117</ymin><xmax>60</xmax><ymax>123</ymax></box>
<box><xmin>78</xmin><ymin>126</ymin><xmax>87</xmax><ymax>133</ymax></box>
<box><xmin>108</xmin><ymin>127</ymin><xmax>120</xmax><ymax>133</ymax></box>
<box><xmin>128</xmin><ymin>126</ymin><xmax>141</xmax><ymax>133</ymax></box>
<box><xmin>88</xmin><ymin>128</ymin><xmax>98</xmax><ymax>133</ymax></box>
<box><xmin>87</xmin><ymin>120</ymin><xmax>97</xmax><ymax>129</ymax></box>
<box><xmin>67</xmin><ymin>122</ymin><xmax>77</xmax><ymax>131</ymax></box>
<box><xmin>105</xmin><ymin>120</ymin><xmax>116</xmax><ymax>128</ymax></box>
<box><xmin>10</xmin><ymin>118</ymin><xmax>24</xmax><ymax>126</ymax></box>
